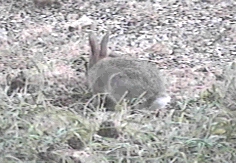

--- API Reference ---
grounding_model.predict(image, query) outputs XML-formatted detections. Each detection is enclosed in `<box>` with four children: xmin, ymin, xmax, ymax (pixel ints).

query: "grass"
<box><xmin>0</xmin><ymin>63</ymin><xmax>236</xmax><ymax>163</ymax></box>
<box><xmin>0</xmin><ymin>0</ymin><xmax>235</xmax><ymax>162</ymax></box>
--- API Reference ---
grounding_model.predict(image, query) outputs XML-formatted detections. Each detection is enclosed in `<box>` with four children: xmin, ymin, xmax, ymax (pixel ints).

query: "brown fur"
<box><xmin>87</xmin><ymin>32</ymin><xmax>170</xmax><ymax>110</ymax></box>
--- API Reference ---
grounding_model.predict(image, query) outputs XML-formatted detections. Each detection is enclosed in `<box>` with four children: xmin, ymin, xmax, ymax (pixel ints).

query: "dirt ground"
<box><xmin>0</xmin><ymin>0</ymin><xmax>235</xmax><ymax>100</ymax></box>
<box><xmin>0</xmin><ymin>0</ymin><xmax>235</xmax><ymax>162</ymax></box>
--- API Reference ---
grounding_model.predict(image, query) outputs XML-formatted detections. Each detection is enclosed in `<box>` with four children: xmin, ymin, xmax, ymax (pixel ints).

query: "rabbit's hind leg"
<box><xmin>104</xmin><ymin>95</ymin><xmax>117</xmax><ymax>111</ymax></box>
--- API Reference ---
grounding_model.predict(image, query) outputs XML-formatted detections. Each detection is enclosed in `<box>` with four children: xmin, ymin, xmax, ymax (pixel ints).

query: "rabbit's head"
<box><xmin>88</xmin><ymin>32</ymin><xmax>109</xmax><ymax>69</ymax></box>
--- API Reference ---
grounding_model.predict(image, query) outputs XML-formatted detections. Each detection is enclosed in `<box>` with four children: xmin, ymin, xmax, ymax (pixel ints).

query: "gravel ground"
<box><xmin>0</xmin><ymin>0</ymin><xmax>236</xmax><ymax>162</ymax></box>
<box><xmin>0</xmin><ymin>0</ymin><xmax>235</xmax><ymax>101</ymax></box>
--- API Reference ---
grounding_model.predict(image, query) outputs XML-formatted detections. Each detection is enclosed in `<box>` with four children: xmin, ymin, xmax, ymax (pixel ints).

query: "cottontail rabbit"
<box><xmin>87</xmin><ymin>31</ymin><xmax>171</xmax><ymax>111</ymax></box>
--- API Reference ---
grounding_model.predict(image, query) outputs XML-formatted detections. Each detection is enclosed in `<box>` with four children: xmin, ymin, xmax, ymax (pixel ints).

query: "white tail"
<box><xmin>150</xmin><ymin>95</ymin><xmax>171</xmax><ymax>109</ymax></box>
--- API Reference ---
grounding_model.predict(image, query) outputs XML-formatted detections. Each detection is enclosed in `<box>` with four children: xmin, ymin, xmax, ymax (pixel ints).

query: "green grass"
<box><xmin>0</xmin><ymin>0</ymin><xmax>235</xmax><ymax>162</ymax></box>
<box><xmin>1</xmin><ymin>63</ymin><xmax>236</xmax><ymax>163</ymax></box>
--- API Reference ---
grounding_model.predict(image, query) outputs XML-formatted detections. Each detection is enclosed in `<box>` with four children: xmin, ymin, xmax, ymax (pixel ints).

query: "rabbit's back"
<box><xmin>87</xmin><ymin>58</ymin><xmax>167</xmax><ymax>101</ymax></box>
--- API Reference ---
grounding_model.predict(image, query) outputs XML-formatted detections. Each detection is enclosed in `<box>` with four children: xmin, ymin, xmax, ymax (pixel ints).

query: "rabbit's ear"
<box><xmin>100</xmin><ymin>31</ymin><xmax>109</xmax><ymax>58</ymax></box>
<box><xmin>89</xmin><ymin>32</ymin><xmax>100</xmax><ymax>68</ymax></box>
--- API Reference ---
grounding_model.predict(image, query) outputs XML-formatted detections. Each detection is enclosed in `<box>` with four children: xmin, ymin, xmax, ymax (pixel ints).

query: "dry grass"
<box><xmin>0</xmin><ymin>0</ymin><xmax>236</xmax><ymax>162</ymax></box>
<box><xmin>1</xmin><ymin>71</ymin><xmax>236</xmax><ymax>162</ymax></box>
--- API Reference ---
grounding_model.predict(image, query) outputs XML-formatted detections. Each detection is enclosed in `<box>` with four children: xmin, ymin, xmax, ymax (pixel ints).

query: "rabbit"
<box><xmin>86</xmin><ymin>31</ymin><xmax>171</xmax><ymax>111</ymax></box>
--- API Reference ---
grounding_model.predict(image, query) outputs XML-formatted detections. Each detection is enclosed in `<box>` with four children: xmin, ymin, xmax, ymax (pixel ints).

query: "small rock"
<box><xmin>97</xmin><ymin>121</ymin><xmax>119</xmax><ymax>138</ymax></box>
